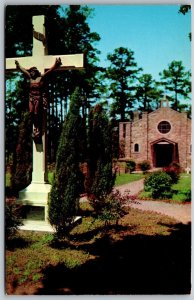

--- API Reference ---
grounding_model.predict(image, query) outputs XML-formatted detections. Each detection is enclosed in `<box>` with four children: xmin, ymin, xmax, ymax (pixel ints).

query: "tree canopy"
<box><xmin>105</xmin><ymin>47</ymin><xmax>142</xmax><ymax>121</ymax></box>
<box><xmin>159</xmin><ymin>61</ymin><xmax>191</xmax><ymax>111</ymax></box>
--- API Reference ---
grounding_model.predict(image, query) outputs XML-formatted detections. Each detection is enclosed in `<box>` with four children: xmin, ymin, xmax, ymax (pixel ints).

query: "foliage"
<box><xmin>138</xmin><ymin>160</ymin><xmax>151</xmax><ymax>173</ymax></box>
<box><xmin>99</xmin><ymin>189</ymin><xmax>137</xmax><ymax>226</ymax></box>
<box><xmin>140</xmin><ymin>173</ymin><xmax>191</xmax><ymax>202</ymax></box>
<box><xmin>48</xmin><ymin>88</ymin><xmax>84</xmax><ymax>237</ymax></box>
<box><xmin>179</xmin><ymin>5</ymin><xmax>191</xmax><ymax>41</ymax></box>
<box><xmin>179</xmin><ymin>5</ymin><xmax>191</xmax><ymax>15</ymax></box>
<box><xmin>105</xmin><ymin>47</ymin><xmax>142</xmax><ymax>121</ymax></box>
<box><xmin>144</xmin><ymin>171</ymin><xmax>173</xmax><ymax>199</ymax></box>
<box><xmin>11</xmin><ymin>112</ymin><xmax>32</xmax><ymax>193</ymax></box>
<box><xmin>86</xmin><ymin>104</ymin><xmax>115</xmax><ymax>212</ymax></box>
<box><xmin>5</xmin><ymin>201</ymin><xmax>23</xmax><ymax>239</ymax></box>
<box><xmin>5</xmin><ymin>6</ymin><xmax>63</xmax><ymax>57</ymax></box>
<box><xmin>126</xmin><ymin>160</ymin><xmax>136</xmax><ymax>173</ymax></box>
<box><xmin>159</xmin><ymin>61</ymin><xmax>191</xmax><ymax>112</ymax></box>
<box><xmin>163</xmin><ymin>164</ymin><xmax>180</xmax><ymax>184</ymax></box>
<box><xmin>136</xmin><ymin>73</ymin><xmax>163</xmax><ymax>111</ymax></box>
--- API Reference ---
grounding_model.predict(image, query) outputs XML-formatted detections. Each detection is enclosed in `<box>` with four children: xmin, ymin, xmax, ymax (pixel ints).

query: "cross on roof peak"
<box><xmin>160</xmin><ymin>94</ymin><xmax>169</xmax><ymax>108</ymax></box>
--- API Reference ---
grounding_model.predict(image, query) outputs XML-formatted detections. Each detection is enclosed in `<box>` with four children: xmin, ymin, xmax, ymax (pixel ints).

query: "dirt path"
<box><xmin>115</xmin><ymin>179</ymin><xmax>191</xmax><ymax>224</ymax></box>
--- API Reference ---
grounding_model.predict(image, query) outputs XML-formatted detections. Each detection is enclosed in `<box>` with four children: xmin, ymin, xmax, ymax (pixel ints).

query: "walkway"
<box><xmin>115</xmin><ymin>179</ymin><xmax>191</xmax><ymax>224</ymax></box>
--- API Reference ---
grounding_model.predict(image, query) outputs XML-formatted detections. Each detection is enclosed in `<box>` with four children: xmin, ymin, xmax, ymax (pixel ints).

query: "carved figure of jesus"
<box><xmin>15</xmin><ymin>57</ymin><xmax>61</xmax><ymax>141</ymax></box>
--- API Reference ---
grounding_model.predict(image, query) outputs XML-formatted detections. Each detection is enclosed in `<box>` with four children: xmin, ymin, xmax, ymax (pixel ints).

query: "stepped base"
<box><xmin>17</xmin><ymin>182</ymin><xmax>51</xmax><ymax>221</ymax></box>
<box><xmin>19</xmin><ymin>217</ymin><xmax>82</xmax><ymax>232</ymax></box>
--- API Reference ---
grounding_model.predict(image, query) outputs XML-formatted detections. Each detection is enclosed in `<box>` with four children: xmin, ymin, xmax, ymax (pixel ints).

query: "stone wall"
<box><xmin>119</xmin><ymin>107</ymin><xmax>191</xmax><ymax>170</ymax></box>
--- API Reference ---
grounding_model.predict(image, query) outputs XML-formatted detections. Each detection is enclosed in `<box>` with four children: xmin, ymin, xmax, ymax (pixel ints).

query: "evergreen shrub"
<box><xmin>5</xmin><ymin>201</ymin><xmax>23</xmax><ymax>239</ymax></box>
<box><xmin>126</xmin><ymin>160</ymin><xmax>136</xmax><ymax>173</ymax></box>
<box><xmin>86</xmin><ymin>104</ymin><xmax>115</xmax><ymax>212</ymax></box>
<box><xmin>11</xmin><ymin>112</ymin><xmax>32</xmax><ymax>193</ymax></box>
<box><xmin>138</xmin><ymin>160</ymin><xmax>150</xmax><ymax>173</ymax></box>
<box><xmin>48</xmin><ymin>88</ymin><xmax>84</xmax><ymax>236</ymax></box>
<box><xmin>144</xmin><ymin>171</ymin><xmax>173</xmax><ymax>199</ymax></box>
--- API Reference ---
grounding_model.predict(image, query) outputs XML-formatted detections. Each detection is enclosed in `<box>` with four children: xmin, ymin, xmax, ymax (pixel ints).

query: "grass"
<box><xmin>6</xmin><ymin>172</ymin><xmax>144</xmax><ymax>190</ymax></box>
<box><xmin>139</xmin><ymin>173</ymin><xmax>191</xmax><ymax>202</ymax></box>
<box><xmin>6</xmin><ymin>202</ymin><xmax>191</xmax><ymax>295</ymax></box>
<box><xmin>6</xmin><ymin>172</ymin><xmax>11</xmax><ymax>188</ymax></box>
<box><xmin>171</xmin><ymin>174</ymin><xmax>191</xmax><ymax>202</ymax></box>
<box><xmin>115</xmin><ymin>173</ymin><xmax>144</xmax><ymax>186</ymax></box>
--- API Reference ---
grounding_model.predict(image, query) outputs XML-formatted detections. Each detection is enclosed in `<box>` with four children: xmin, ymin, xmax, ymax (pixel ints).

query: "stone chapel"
<box><xmin>119</xmin><ymin>97</ymin><xmax>191</xmax><ymax>171</ymax></box>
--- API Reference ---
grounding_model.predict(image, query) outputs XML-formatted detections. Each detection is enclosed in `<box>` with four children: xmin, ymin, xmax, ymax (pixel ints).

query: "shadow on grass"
<box><xmin>50</xmin><ymin>224</ymin><xmax>132</xmax><ymax>249</ymax></box>
<box><xmin>35</xmin><ymin>222</ymin><xmax>191</xmax><ymax>295</ymax></box>
<box><xmin>6</xmin><ymin>236</ymin><xmax>32</xmax><ymax>250</ymax></box>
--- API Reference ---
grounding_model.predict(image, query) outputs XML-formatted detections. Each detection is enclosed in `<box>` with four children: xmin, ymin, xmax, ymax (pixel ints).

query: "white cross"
<box><xmin>6</xmin><ymin>15</ymin><xmax>84</xmax><ymax>185</ymax></box>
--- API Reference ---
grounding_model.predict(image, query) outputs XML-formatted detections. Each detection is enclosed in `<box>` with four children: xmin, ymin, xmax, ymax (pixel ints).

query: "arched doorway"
<box><xmin>151</xmin><ymin>139</ymin><xmax>179</xmax><ymax>168</ymax></box>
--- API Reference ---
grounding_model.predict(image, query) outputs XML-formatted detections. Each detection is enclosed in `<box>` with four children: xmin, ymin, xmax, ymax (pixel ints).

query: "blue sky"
<box><xmin>86</xmin><ymin>5</ymin><xmax>191</xmax><ymax>80</ymax></box>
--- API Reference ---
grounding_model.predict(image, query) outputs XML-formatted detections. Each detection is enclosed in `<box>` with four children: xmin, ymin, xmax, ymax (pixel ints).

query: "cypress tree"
<box><xmin>86</xmin><ymin>104</ymin><xmax>115</xmax><ymax>211</ymax></box>
<box><xmin>11</xmin><ymin>112</ymin><xmax>32</xmax><ymax>195</ymax></box>
<box><xmin>48</xmin><ymin>88</ymin><xmax>84</xmax><ymax>236</ymax></box>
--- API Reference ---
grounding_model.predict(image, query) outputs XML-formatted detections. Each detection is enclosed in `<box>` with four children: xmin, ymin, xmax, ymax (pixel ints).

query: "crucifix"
<box><xmin>6</xmin><ymin>15</ymin><xmax>84</xmax><ymax>221</ymax></box>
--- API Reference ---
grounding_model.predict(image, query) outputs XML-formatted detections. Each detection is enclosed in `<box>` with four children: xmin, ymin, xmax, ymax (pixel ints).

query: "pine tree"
<box><xmin>159</xmin><ymin>61</ymin><xmax>191</xmax><ymax>111</ymax></box>
<box><xmin>105</xmin><ymin>47</ymin><xmax>142</xmax><ymax>121</ymax></box>
<box><xmin>59</xmin><ymin>5</ymin><xmax>101</xmax><ymax>116</ymax></box>
<box><xmin>48</xmin><ymin>88</ymin><xmax>84</xmax><ymax>236</ymax></box>
<box><xmin>136</xmin><ymin>74</ymin><xmax>163</xmax><ymax>112</ymax></box>
<box><xmin>86</xmin><ymin>104</ymin><xmax>115</xmax><ymax>212</ymax></box>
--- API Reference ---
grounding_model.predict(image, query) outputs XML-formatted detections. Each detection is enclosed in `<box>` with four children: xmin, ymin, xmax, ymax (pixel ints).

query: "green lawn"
<box><xmin>171</xmin><ymin>174</ymin><xmax>191</xmax><ymax>202</ymax></box>
<box><xmin>115</xmin><ymin>173</ymin><xmax>144</xmax><ymax>186</ymax></box>
<box><xmin>139</xmin><ymin>173</ymin><xmax>191</xmax><ymax>202</ymax></box>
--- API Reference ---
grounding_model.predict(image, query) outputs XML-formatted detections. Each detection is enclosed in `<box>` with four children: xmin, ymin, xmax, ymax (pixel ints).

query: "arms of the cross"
<box><xmin>6</xmin><ymin>15</ymin><xmax>84</xmax><ymax>73</ymax></box>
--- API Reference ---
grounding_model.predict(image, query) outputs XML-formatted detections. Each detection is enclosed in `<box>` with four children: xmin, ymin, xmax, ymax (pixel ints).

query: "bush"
<box><xmin>99</xmin><ymin>189</ymin><xmax>137</xmax><ymax>226</ymax></box>
<box><xmin>126</xmin><ymin>160</ymin><xmax>136</xmax><ymax>173</ymax></box>
<box><xmin>11</xmin><ymin>112</ymin><xmax>32</xmax><ymax>193</ymax></box>
<box><xmin>86</xmin><ymin>104</ymin><xmax>115</xmax><ymax>211</ymax></box>
<box><xmin>138</xmin><ymin>160</ymin><xmax>150</xmax><ymax>173</ymax></box>
<box><xmin>48</xmin><ymin>88</ymin><xmax>84</xmax><ymax>237</ymax></box>
<box><xmin>5</xmin><ymin>201</ymin><xmax>23</xmax><ymax>239</ymax></box>
<box><xmin>144</xmin><ymin>171</ymin><xmax>173</xmax><ymax>199</ymax></box>
<box><xmin>163</xmin><ymin>165</ymin><xmax>180</xmax><ymax>184</ymax></box>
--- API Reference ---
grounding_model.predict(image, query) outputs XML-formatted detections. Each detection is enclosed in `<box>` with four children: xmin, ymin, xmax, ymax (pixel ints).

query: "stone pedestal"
<box><xmin>18</xmin><ymin>182</ymin><xmax>51</xmax><ymax>222</ymax></box>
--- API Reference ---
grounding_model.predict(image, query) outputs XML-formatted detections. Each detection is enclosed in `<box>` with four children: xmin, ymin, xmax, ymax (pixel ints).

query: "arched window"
<box><xmin>134</xmin><ymin>143</ymin><xmax>139</xmax><ymax>152</ymax></box>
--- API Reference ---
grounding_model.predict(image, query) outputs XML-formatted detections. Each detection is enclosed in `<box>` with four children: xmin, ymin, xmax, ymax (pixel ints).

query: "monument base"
<box><xmin>17</xmin><ymin>182</ymin><xmax>51</xmax><ymax>222</ymax></box>
<box><xmin>17</xmin><ymin>182</ymin><xmax>82</xmax><ymax>232</ymax></box>
<box><xmin>19</xmin><ymin>216</ymin><xmax>82</xmax><ymax>232</ymax></box>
